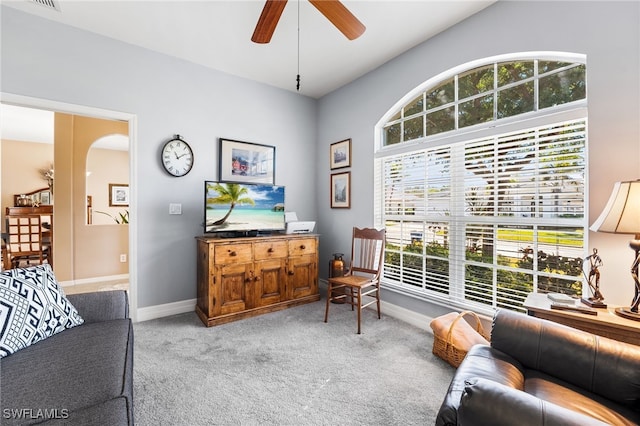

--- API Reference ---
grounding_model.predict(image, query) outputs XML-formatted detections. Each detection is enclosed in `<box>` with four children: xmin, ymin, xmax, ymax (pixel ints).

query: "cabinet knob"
<box><xmin>288</xmin><ymin>270</ymin><xmax>294</xmax><ymax>276</ymax></box>
<box><xmin>228</xmin><ymin>250</ymin><xmax>237</xmax><ymax>257</ymax></box>
<box><xmin>267</xmin><ymin>247</ymin><xmax>274</xmax><ymax>253</ymax></box>
<box><xmin>254</xmin><ymin>276</ymin><xmax>261</xmax><ymax>281</ymax></box>
<box><xmin>300</xmin><ymin>245</ymin><xmax>306</xmax><ymax>250</ymax></box>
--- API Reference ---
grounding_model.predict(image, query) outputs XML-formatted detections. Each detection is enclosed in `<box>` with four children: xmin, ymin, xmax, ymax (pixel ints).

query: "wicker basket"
<box><xmin>430</xmin><ymin>311</ymin><xmax>490</xmax><ymax>368</ymax></box>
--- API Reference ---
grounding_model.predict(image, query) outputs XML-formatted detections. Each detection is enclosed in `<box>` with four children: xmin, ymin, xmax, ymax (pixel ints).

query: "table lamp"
<box><xmin>590</xmin><ymin>180</ymin><xmax>640</xmax><ymax>321</ymax></box>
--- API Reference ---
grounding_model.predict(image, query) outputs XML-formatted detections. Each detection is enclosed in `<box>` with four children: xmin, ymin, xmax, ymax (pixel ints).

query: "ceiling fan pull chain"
<box><xmin>296</xmin><ymin>0</ymin><xmax>301</xmax><ymax>91</ymax></box>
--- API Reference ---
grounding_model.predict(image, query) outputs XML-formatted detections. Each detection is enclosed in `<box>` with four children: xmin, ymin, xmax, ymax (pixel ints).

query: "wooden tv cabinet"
<box><xmin>195</xmin><ymin>234</ymin><xmax>320</xmax><ymax>327</ymax></box>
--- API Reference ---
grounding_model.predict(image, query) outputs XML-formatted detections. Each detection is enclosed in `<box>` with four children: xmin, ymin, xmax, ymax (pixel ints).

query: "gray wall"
<box><xmin>1</xmin><ymin>6</ymin><xmax>318</xmax><ymax>309</ymax></box>
<box><xmin>315</xmin><ymin>1</ymin><xmax>640</xmax><ymax>313</ymax></box>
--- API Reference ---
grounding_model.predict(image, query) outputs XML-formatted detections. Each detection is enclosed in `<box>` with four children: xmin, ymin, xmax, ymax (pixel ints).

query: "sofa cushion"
<box><xmin>458</xmin><ymin>377</ymin><xmax>608</xmax><ymax>426</ymax></box>
<box><xmin>525</xmin><ymin>369</ymin><xmax>640</xmax><ymax>426</ymax></box>
<box><xmin>435</xmin><ymin>344</ymin><xmax>525</xmax><ymax>426</ymax></box>
<box><xmin>0</xmin><ymin>318</ymin><xmax>133</xmax><ymax>425</ymax></box>
<box><xmin>491</xmin><ymin>309</ymin><xmax>640</xmax><ymax>408</ymax></box>
<box><xmin>0</xmin><ymin>264</ymin><xmax>84</xmax><ymax>358</ymax></box>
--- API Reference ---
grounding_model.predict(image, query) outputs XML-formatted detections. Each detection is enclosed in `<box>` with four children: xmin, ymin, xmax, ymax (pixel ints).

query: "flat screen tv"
<box><xmin>204</xmin><ymin>181</ymin><xmax>285</xmax><ymax>236</ymax></box>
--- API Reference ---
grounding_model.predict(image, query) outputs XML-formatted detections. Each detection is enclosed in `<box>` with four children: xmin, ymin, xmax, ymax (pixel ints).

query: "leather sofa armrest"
<box><xmin>67</xmin><ymin>290</ymin><xmax>129</xmax><ymax>323</ymax></box>
<box><xmin>458</xmin><ymin>377</ymin><xmax>608</xmax><ymax>426</ymax></box>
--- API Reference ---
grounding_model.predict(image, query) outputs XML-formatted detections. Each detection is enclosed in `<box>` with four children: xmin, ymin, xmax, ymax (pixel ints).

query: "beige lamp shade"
<box><xmin>590</xmin><ymin>180</ymin><xmax>640</xmax><ymax>235</ymax></box>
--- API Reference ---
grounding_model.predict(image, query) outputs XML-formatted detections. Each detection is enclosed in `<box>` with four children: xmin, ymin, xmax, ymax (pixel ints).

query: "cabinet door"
<box><xmin>288</xmin><ymin>254</ymin><xmax>318</xmax><ymax>299</ymax></box>
<box><xmin>253</xmin><ymin>258</ymin><xmax>287</xmax><ymax>307</ymax></box>
<box><xmin>216</xmin><ymin>263</ymin><xmax>252</xmax><ymax>315</ymax></box>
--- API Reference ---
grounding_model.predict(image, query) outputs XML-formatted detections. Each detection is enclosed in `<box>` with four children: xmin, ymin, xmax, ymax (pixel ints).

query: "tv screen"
<box><xmin>204</xmin><ymin>181</ymin><xmax>285</xmax><ymax>235</ymax></box>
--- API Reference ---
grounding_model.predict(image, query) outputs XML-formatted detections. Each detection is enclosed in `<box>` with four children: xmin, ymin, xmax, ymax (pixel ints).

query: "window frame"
<box><xmin>374</xmin><ymin>52</ymin><xmax>588</xmax><ymax>316</ymax></box>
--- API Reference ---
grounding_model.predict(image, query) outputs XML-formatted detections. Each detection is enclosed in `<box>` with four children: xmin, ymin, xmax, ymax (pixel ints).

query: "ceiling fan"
<box><xmin>251</xmin><ymin>0</ymin><xmax>366</xmax><ymax>44</ymax></box>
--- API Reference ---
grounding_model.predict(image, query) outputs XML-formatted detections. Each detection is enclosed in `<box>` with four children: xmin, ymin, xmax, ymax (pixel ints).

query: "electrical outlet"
<box><xmin>120</xmin><ymin>254</ymin><xmax>127</xmax><ymax>263</ymax></box>
<box><xmin>169</xmin><ymin>203</ymin><xmax>182</xmax><ymax>215</ymax></box>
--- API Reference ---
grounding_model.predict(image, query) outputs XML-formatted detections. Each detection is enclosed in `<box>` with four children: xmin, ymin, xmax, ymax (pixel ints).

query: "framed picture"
<box><xmin>109</xmin><ymin>184</ymin><xmax>129</xmax><ymax>207</ymax></box>
<box><xmin>330</xmin><ymin>138</ymin><xmax>351</xmax><ymax>170</ymax></box>
<box><xmin>219</xmin><ymin>138</ymin><xmax>275</xmax><ymax>184</ymax></box>
<box><xmin>330</xmin><ymin>172</ymin><xmax>351</xmax><ymax>209</ymax></box>
<box><xmin>40</xmin><ymin>191</ymin><xmax>51</xmax><ymax>205</ymax></box>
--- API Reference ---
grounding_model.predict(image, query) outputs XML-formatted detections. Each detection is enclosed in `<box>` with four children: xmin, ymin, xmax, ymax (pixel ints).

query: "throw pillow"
<box><xmin>0</xmin><ymin>264</ymin><xmax>84</xmax><ymax>358</ymax></box>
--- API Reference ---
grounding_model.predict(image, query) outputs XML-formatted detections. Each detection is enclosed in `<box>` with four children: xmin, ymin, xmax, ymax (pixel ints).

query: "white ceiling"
<box><xmin>1</xmin><ymin>0</ymin><xmax>495</xmax><ymax>144</ymax></box>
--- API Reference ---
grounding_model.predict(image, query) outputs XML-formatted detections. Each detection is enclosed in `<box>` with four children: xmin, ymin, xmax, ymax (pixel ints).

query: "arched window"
<box><xmin>375</xmin><ymin>53</ymin><xmax>587</xmax><ymax>314</ymax></box>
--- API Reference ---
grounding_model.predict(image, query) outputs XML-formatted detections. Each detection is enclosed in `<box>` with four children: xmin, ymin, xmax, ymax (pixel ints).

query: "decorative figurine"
<box><xmin>581</xmin><ymin>248</ymin><xmax>607</xmax><ymax>308</ymax></box>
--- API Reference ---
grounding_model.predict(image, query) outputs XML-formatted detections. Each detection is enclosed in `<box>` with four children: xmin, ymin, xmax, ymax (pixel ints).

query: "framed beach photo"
<box><xmin>109</xmin><ymin>183</ymin><xmax>129</xmax><ymax>207</ymax></box>
<box><xmin>330</xmin><ymin>172</ymin><xmax>351</xmax><ymax>208</ymax></box>
<box><xmin>329</xmin><ymin>139</ymin><xmax>351</xmax><ymax>170</ymax></box>
<box><xmin>219</xmin><ymin>138</ymin><xmax>275</xmax><ymax>184</ymax></box>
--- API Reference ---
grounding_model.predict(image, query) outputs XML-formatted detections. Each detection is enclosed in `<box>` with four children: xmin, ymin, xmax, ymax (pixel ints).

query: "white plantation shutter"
<box><xmin>377</xmin><ymin>118</ymin><xmax>587</xmax><ymax>313</ymax></box>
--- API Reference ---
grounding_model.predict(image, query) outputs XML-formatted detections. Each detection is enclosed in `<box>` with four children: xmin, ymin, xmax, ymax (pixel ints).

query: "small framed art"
<box><xmin>330</xmin><ymin>138</ymin><xmax>351</xmax><ymax>170</ymax></box>
<box><xmin>330</xmin><ymin>172</ymin><xmax>351</xmax><ymax>209</ymax></box>
<box><xmin>219</xmin><ymin>138</ymin><xmax>275</xmax><ymax>184</ymax></box>
<box><xmin>109</xmin><ymin>184</ymin><xmax>129</xmax><ymax>207</ymax></box>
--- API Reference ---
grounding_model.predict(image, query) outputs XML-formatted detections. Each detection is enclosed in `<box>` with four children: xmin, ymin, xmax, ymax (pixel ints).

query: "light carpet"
<box><xmin>133</xmin><ymin>299</ymin><xmax>455</xmax><ymax>425</ymax></box>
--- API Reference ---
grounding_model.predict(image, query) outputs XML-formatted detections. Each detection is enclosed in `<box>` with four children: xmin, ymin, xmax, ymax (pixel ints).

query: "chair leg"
<box><xmin>376</xmin><ymin>287</ymin><xmax>381</xmax><ymax>319</ymax></box>
<box><xmin>357</xmin><ymin>288</ymin><xmax>362</xmax><ymax>334</ymax></box>
<box><xmin>324</xmin><ymin>281</ymin><xmax>332</xmax><ymax>323</ymax></box>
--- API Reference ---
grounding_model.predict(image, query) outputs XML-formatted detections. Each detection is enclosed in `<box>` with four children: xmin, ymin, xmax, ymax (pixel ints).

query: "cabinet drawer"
<box><xmin>254</xmin><ymin>241</ymin><xmax>287</xmax><ymax>260</ymax></box>
<box><xmin>214</xmin><ymin>243</ymin><xmax>252</xmax><ymax>264</ymax></box>
<box><xmin>289</xmin><ymin>238</ymin><xmax>317</xmax><ymax>256</ymax></box>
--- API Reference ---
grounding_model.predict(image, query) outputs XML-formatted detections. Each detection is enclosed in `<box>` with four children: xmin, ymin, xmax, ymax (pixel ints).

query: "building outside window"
<box><xmin>375</xmin><ymin>53</ymin><xmax>587</xmax><ymax>314</ymax></box>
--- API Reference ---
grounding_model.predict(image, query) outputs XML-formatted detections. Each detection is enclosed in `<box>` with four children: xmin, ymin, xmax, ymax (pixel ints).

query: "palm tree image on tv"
<box><xmin>207</xmin><ymin>183</ymin><xmax>255</xmax><ymax>226</ymax></box>
<box><xmin>205</xmin><ymin>182</ymin><xmax>286</xmax><ymax>233</ymax></box>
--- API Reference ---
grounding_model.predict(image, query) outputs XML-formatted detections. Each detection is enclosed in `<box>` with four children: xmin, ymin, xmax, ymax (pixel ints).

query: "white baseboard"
<box><xmin>60</xmin><ymin>274</ymin><xmax>129</xmax><ymax>287</ymax></box>
<box><xmin>377</xmin><ymin>300</ymin><xmax>433</xmax><ymax>333</ymax></box>
<box><xmin>136</xmin><ymin>298</ymin><xmax>196</xmax><ymax>323</ymax></box>
<box><xmin>133</xmin><ymin>293</ymin><xmax>434</xmax><ymax>335</ymax></box>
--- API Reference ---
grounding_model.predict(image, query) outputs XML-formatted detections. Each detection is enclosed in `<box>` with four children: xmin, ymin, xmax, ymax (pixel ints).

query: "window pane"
<box><xmin>459</xmin><ymin>95</ymin><xmax>493</xmax><ymax>128</ymax></box>
<box><xmin>497</xmin><ymin>81</ymin><xmax>534</xmax><ymax>119</ymax></box>
<box><xmin>465</xmin><ymin>264</ymin><xmax>493</xmax><ymax>305</ymax></box>
<box><xmin>496</xmin><ymin>225</ymin><xmax>533</xmax><ymax>269</ymax></box>
<box><xmin>426</xmin><ymin>107</ymin><xmax>455</xmax><ymax>136</ymax></box>
<box><xmin>384</xmin><ymin>123</ymin><xmax>401</xmax><ymax>146</ymax></box>
<box><xmin>497</xmin><ymin>61</ymin><xmax>534</xmax><ymax>86</ymax></box>
<box><xmin>539</xmin><ymin>65</ymin><xmax>586</xmax><ymax>109</ymax></box>
<box><xmin>404</xmin><ymin>94</ymin><xmax>424</xmax><ymax>117</ymax></box>
<box><xmin>536</xmin><ymin>227</ymin><xmax>584</xmax><ymax>274</ymax></box>
<box><xmin>539</xmin><ymin>60</ymin><xmax>572</xmax><ymax>74</ymax></box>
<box><xmin>466</xmin><ymin>224</ymin><xmax>494</xmax><ymax>262</ymax></box>
<box><xmin>497</xmin><ymin>270</ymin><xmax>532</xmax><ymax>311</ymax></box>
<box><xmin>404</xmin><ymin>116</ymin><xmax>424</xmax><ymax>141</ymax></box>
<box><xmin>458</xmin><ymin>65</ymin><xmax>494</xmax><ymax>99</ymax></box>
<box><xmin>426</xmin><ymin>79</ymin><xmax>454</xmax><ymax>109</ymax></box>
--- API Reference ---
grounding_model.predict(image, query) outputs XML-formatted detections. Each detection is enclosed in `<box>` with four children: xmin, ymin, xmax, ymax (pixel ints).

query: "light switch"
<box><xmin>169</xmin><ymin>203</ymin><xmax>182</xmax><ymax>215</ymax></box>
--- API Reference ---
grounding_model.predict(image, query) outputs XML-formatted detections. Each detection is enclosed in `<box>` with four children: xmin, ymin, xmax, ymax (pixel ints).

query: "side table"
<box><xmin>523</xmin><ymin>293</ymin><xmax>640</xmax><ymax>346</ymax></box>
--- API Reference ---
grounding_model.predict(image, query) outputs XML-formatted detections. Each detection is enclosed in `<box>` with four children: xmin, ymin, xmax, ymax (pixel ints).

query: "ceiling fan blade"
<box><xmin>308</xmin><ymin>0</ymin><xmax>365</xmax><ymax>40</ymax></box>
<box><xmin>252</xmin><ymin>0</ymin><xmax>288</xmax><ymax>44</ymax></box>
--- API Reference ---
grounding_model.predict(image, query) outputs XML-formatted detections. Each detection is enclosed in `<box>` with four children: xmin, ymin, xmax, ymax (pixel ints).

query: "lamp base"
<box><xmin>614</xmin><ymin>307</ymin><xmax>640</xmax><ymax>322</ymax></box>
<box><xmin>581</xmin><ymin>298</ymin><xmax>607</xmax><ymax>308</ymax></box>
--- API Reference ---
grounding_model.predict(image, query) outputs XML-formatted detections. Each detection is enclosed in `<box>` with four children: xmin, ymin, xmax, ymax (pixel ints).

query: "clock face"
<box><xmin>162</xmin><ymin>138</ymin><xmax>194</xmax><ymax>177</ymax></box>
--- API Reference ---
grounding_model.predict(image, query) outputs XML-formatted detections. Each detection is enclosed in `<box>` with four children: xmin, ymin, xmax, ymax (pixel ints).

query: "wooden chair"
<box><xmin>324</xmin><ymin>227</ymin><xmax>385</xmax><ymax>334</ymax></box>
<box><xmin>6</xmin><ymin>214</ymin><xmax>47</xmax><ymax>268</ymax></box>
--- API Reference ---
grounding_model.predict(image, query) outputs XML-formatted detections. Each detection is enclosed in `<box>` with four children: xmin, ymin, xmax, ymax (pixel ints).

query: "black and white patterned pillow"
<box><xmin>0</xmin><ymin>264</ymin><xmax>84</xmax><ymax>358</ymax></box>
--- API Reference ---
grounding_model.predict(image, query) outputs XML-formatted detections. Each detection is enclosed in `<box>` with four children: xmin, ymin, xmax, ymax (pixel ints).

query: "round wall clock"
<box><xmin>161</xmin><ymin>135</ymin><xmax>194</xmax><ymax>177</ymax></box>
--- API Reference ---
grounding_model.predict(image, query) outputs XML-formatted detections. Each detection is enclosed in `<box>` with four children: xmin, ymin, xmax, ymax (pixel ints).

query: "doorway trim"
<box><xmin>1</xmin><ymin>92</ymin><xmax>138</xmax><ymax>322</ymax></box>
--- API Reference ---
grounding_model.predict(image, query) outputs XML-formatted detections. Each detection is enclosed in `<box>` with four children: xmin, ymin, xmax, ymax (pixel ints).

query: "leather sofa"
<box><xmin>436</xmin><ymin>309</ymin><xmax>640</xmax><ymax>426</ymax></box>
<box><xmin>1</xmin><ymin>290</ymin><xmax>134</xmax><ymax>425</ymax></box>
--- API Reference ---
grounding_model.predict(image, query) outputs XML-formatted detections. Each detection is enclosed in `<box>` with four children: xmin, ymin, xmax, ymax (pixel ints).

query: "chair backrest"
<box><xmin>6</xmin><ymin>214</ymin><xmax>43</xmax><ymax>259</ymax></box>
<box><xmin>350</xmin><ymin>227</ymin><xmax>385</xmax><ymax>278</ymax></box>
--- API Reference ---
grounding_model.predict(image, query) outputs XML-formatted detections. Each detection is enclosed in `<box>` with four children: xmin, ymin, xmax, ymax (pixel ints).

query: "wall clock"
<box><xmin>161</xmin><ymin>135</ymin><xmax>194</xmax><ymax>177</ymax></box>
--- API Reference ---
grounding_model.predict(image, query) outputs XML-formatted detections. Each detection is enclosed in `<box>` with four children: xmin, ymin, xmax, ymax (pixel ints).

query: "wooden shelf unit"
<box><xmin>195</xmin><ymin>234</ymin><xmax>320</xmax><ymax>327</ymax></box>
